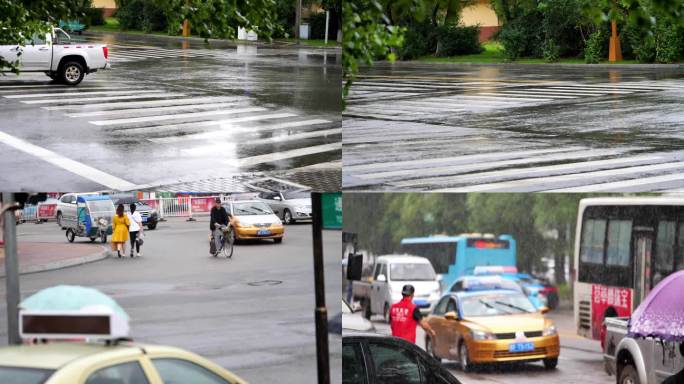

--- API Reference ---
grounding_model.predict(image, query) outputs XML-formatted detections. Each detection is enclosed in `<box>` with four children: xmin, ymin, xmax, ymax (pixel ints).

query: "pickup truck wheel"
<box><xmin>543</xmin><ymin>357</ymin><xmax>558</xmax><ymax>369</ymax></box>
<box><xmin>60</xmin><ymin>61</ymin><xmax>85</xmax><ymax>86</ymax></box>
<box><xmin>619</xmin><ymin>364</ymin><xmax>640</xmax><ymax>384</ymax></box>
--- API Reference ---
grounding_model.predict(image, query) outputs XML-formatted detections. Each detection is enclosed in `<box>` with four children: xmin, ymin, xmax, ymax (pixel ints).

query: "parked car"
<box><xmin>0</xmin><ymin>341</ymin><xmax>247</xmax><ymax>383</ymax></box>
<box><xmin>534</xmin><ymin>275</ymin><xmax>560</xmax><ymax>310</ymax></box>
<box><xmin>472</xmin><ymin>267</ymin><xmax>548</xmax><ymax>309</ymax></box>
<box><xmin>343</xmin><ymin>333</ymin><xmax>461</xmax><ymax>384</ymax></box>
<box><xmin>0</xmin><ymin>27</ymin><xmax>109</xmax><ymax>85</ymax></box>
<box><xmin>55</xmin><ymin>192</ymin><xmax>100</xmax><ymax>229</ymax></box>
<box><xmin>222</xmin><ymin>200</ymin><xmax>284</xmax><ymax>243</ymax></box>
<box><xmin>113</xmin><ymin>197</ymin><xmax>159</xmax><ymax>230</ymax></box>
<box><xmin>342</xmin><ymin>299</ymin><xmax>375</xmax><ymax>333</ymax></box>
<box><xmin>425</xmin><ymin>289</ymin><xmax>559</xmax><ymax>371</ymax></box>
<box><xmin>352</xmin><ymin>255</ymin><xmax>441</xmax><ymax>322</ymax></box>
<box><xmin>257</xmin><ymin>190</ymin><xmax>311</xmax><ymax>224</ymax></box>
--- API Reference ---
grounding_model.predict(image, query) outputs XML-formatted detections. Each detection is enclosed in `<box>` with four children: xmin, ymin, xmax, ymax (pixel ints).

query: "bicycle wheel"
<box><xmin>224</xmin><ymin>230</ymin><xmax>234</xmax><ymax>259</ymax></box>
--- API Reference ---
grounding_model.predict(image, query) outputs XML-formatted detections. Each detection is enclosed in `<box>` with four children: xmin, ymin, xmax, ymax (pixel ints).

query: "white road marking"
<box><xmin>66</xmin><ymin>101</ymin><xmax>248</xmax><ymax>117</ymax></box>
<box><xmin>119</xmin><ymin>112</ymin><xmax>298</xmax><ymax>135</ymax></box>
<box><xmin>89</xmin><ymin>107</ymin><xmax>267</xmax><ymax>126</ymax></box>
<box><xmin>149</xmin><ymin>118</ymin><xmax>332</xmax><ymax>143</ymax></box>
<box><xmin>22</xmin><ymin>92</ymin><xmax>185</xmax><ymax>104</ymax></box>
<box><xmin>436</xmin><ymin>161</ymin><xmax>684</xmax><ymax>192</ymax></box>
<box><xmin>477</xmin><ymin>91</ymin><xmax>577</xmax><ymax>99</ymax></box>
<box><xmin>44</xmin><ymin>96</ymin><xmax>242</xmax><ymax>111</ymax></box>
<box><xmin>181</xmin><ymin>128</ymin><xmax>341</xmax><ymax>156</ymax></box>
<box><xmin>4</xmin><ymin>90</ymin><xmax>149</xmax><ymax>98</ymax></box>
<box><xmin>0</xmin><ymin>131</ymin><xmax>136</xmax><ymax>190</ymax></box>
<box><xmin>226</xmin><ymin>142</ymin><xmax>340</xmax><ymax>167</ymax></box>
<box><xmin>550</xmin><ymin>173</ymin><xmax>684</xmax><ymax>192</ymax></box>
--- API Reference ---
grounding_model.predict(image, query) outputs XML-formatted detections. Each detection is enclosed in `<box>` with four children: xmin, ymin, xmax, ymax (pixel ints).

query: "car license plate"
<box><xmin>257</xmin><ymin>229</ymin><xmax>271</xmax><ymax>236</ymax></box>
<box><xmin>509</xmin><ymin>342</ymin><xmax>534</xmax><ymax>353</ymax></box>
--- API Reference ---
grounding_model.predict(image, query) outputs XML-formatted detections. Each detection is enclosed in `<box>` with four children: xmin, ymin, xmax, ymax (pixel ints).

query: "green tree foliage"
<box><xmin>342</xmin><ymin>0</ymin><xmax>404</xmax><ymax>97</ymax></box>
<box><xmin>0</xmin><ymin>0</ymin><xmax>88</xmax><ymax>73</ymax></box>
<box><xmin>154</xmin><ymin>0</ymin><xmax>280</xmax><ymax>39</ymax></box>
<box><xmin>344</xmin><ymin>193</ymin><xmax>605</xmax><ymax>279</ymax></box>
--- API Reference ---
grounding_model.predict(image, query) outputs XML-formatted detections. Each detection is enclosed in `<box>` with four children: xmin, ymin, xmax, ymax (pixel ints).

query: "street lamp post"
<box><xmin>2</xmin><ymin>193</ymin><xmax>21</xmax><ymax>345</ymax></box>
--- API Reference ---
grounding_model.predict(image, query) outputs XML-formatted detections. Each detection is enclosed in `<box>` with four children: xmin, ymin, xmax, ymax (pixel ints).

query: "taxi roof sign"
<box><xmin>20</xmin><ymin>308</ymin><xmax>129</xmax><ymax>341</ymax></box>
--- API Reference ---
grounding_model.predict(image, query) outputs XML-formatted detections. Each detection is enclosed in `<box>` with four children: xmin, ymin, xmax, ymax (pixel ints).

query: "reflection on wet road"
<box><xmin>343</xmin><ymin>64</ymin><xmax>684</xmax><ymax>192</ymax></box>
<box><xmin>0</xmin><ymin>34</ymin><xmax>341</xmax><ymax>191</ymax></box>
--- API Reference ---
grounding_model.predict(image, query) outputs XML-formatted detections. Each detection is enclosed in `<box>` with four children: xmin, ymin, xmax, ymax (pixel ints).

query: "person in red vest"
<box><xmin>390</xmin><ymin>284</ymin><xmax>436</xmax><ymax>344</ymax></box>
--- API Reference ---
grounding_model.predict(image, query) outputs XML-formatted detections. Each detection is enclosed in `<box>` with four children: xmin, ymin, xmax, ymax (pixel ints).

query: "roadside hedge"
<box><xmin>398</xmin><ymin>20</ymin><xmax>481</xmax><ymax>60</ymax></box>
<box><xmin>86</xmin><ymin>8</ymin><xmax>105</xmax><ymax>26</ymax></box>
<box><xmin>115</xmin><ymin>0</ymin><xmax>167</xmax><ymax>32</ymax></box>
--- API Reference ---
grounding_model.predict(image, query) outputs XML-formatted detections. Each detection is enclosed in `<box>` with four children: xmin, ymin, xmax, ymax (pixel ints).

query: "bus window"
<box><xmin>400</xmin><ymin>243</ymin><xmax>456</xmax><ymax>274</ymax></box>
<box><xmin>654</xmin><ymin>220</ymin><xmax>676</xmax><ymax>287</ymax></box>
<box><xmin>606</xmin><ymin>220</ymin><xmax>632</xmax><ymax>267</ymax></box>
<box><xmin>580</xmin><ymin>219</ymin><xmax>606</xmax><ymax>264</ymax></box>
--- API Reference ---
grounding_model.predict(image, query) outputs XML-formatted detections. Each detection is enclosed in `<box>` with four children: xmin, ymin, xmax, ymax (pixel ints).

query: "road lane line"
<box><xmin>22</xmin><ymin>92</ymin><xmax>185</xmax><ymax>104</ymax></box>
<box><xmin>389</xmin><ymin>154</ymin><xmax>664</xmax><ymax>188</ymax></box>
<box><xmin>477</xmin><ymin>91</ymin><xmax>577</xmax><ymax>99</ymax></box>
<box><xmin>345</xmin><ymin>147</ymin><xmax>586</xmax><ymax>172</ymax></box>
<box><xmin>89</xmin><ymin>107</ymin><xmax>267</xmax><ymax>126</ymax></box>
<box><xmin>550</xmin><ymin>172</ymin><xmax>684</xmax><ymax>192</ymax></box>
<box><xmin>226</xmin><ymin>142</ymin><xmax>340</xmax><ymax>167</ymax></box>
<box><xmin>0</xmin><ymin>131</ymin><xmax>136</xmax><ymax>190</ymax></box>
<box><xmin>149</xmin><ymin>119</ymin><xmax>333</xmax><ymax>143</ymax></box>
<box><xmin>117</xmin><ymin>112</ymin><xmax>299</xmax><ymax>135</ymax></box>
<box><xmin>4</xmin><ymin>90</ymin><xmax>152</xmax><ymax>98</ymax></box>
<box><xmin>44</xmin><ymin>96</ymin><xmax>243</xmax><ymax>110</ymax></box>
<box><xmin>66</xmin><ymin>101</ymin><xmax>248</xmax><ymax>117</ymax></box>
<box><xmin>435</xmin><ymin>161</ymin><xmax>684</xmax><ymax>192</ymax></box>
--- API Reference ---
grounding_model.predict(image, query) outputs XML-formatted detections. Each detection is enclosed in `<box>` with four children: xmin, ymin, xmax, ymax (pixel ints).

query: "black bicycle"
<box><xmin>211</xmin><ymin>224</ymin><xmax>234</xmax><ymax>259</ymax></box>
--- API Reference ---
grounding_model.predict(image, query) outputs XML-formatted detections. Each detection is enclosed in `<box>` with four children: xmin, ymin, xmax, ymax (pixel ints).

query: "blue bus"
<box><xmin>399</xmin><ymin>234</ymin><xmax>516</xmax><ymax>292</ymax></box>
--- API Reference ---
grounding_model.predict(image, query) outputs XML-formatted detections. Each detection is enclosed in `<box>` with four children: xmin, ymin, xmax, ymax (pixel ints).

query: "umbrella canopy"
<box><xmin>628</xmin><ymin>270</ymin><xmax>684</xmax><ymax>341</ymax></box>
<box><xmin>115</xmin><ymin>197</ymin><xmax>139</xmax><ymax>205</ymax></box>
<box><xmin>20</xmin><ymin>285</ymin><xmax>129</xmax><ymax>320</ymax></box>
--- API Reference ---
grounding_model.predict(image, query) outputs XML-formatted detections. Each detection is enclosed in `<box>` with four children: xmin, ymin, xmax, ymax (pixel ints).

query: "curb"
<box><xmin>0</xmin><ymin>246</ymin><xmax>109</xmax><ymax>278</ymax></box>
<box><xmin>378</xmin><ymin>60</ymin><xmax>684</xmax><ymax>70</ymax></box>
<box><xmin>84</xmin><ymin>30</ymin><xmax>340</xmax><ymax>50</ymax></box>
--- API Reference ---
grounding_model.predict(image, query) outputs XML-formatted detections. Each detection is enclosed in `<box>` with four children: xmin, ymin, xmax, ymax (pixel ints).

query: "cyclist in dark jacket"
<box><xmin>209</xmin><ymin>198</ymin><xmax>229</xmax><ymax>255</ymax></box>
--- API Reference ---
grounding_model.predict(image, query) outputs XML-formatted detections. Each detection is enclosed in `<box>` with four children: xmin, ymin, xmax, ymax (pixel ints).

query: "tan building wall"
<box><xmin>460</xmin><ymin>0</ymin><xmax>501</xmax><ymax>42</ymax></box>
<box><xmin>92</xmin><ymin>0</ymin><xmax>117</xmax><ymax>17</ymax></box>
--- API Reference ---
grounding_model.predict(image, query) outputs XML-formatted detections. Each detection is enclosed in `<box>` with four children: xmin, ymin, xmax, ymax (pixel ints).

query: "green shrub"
<box><xmin>542</xmin><ymin>38</ymin><xmax>560</xmax><ymax>62</ymax></box>
<box><xmin>86</xmin><ymin>8</ymin><xmax>105</xmax><ymax>26</ymax></box>
<box><xmin>115</xmin><ymin>0</ymin><xmax>166</xmax><ymax>32</ymax></box>
<box><xmin>398</xmin><ymin>20</ymin><xmax>438</xmax><ymax>60</ymax></box>
<box><xmin>632</xmin><ymin>34</ymin><xmax>656</xmax><ymax>63</ymax></box>
<box><xmin>309</xmin><ymin>12</ymin><xmax>328</xmax><ymax>40</ymax></box>
<box><xmin>655</xmin><ymin>25</ymin><xmax>683</xmax><ymax>63</ymax></box>
<box><xmin>434</xmin><ymin>25</ymin><xmax>483</xmax><ymax>57</ymax></box>
<box><xmin>584</xmin><ymin>29</ymin><xmax>606</xmax><ymax>64</ymax></box>
<box><xmin>499</xmin><ymin>13</ymin><xmax>543</xmax><ymax>61</ymax></box>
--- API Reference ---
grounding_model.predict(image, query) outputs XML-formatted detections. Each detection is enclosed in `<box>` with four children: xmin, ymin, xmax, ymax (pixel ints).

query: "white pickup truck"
<box><xmin>0</xmin><ymin>28</ymin><xmax>109</xmax><ymax>85</ymax></box>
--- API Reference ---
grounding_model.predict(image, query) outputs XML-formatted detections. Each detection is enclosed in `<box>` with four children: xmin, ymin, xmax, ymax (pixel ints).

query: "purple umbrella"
<box><xmin>628</xmin><ymin>270</ymin><xmax>684</xmax><ymax>341</ymax></box>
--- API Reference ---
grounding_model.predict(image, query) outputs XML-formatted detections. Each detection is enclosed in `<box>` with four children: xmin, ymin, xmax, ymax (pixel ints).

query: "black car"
<box><xmin>343</xmin><ymin>334</ymin><xmax>461</xmax><ymax>384</ymax></box>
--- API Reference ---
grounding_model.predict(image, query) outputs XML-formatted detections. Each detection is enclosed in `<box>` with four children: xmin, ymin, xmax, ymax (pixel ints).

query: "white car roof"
<box><xmin>376</xmin><ymin>255</ymin><xmax>431</xmax><ymax>264</ymax></box>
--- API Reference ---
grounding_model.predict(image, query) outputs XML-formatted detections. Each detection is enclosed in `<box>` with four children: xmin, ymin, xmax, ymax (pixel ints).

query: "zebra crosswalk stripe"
<box><xmin>226</xmin><ymin>143</ymin><xmax>340</xmax><ymax>168</ymax></box>
<box><xmin>89</xmin><ymin>107</ymin><xmax>267</xmax><ymax>126</ymax></box>
<box><xmin>21</xmin><ymin>92</ymin><xmax>185</xmax><ymax>104</ymax></box>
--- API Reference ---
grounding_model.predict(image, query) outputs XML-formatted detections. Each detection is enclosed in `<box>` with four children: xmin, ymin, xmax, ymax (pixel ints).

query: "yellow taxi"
<box><xmin>223</xmin><ymin>200</ymin><xmax>284</xmax><ymax>243</ymax></box>
<box><xmin>425</xmin><ymin>288</ymin><xmax>560</xmax><ymax>371</ymax></box>
<box><xmin>0</xmin><ymin>341</ymin><xmax>247</xmax><ymax>384</ymax></box>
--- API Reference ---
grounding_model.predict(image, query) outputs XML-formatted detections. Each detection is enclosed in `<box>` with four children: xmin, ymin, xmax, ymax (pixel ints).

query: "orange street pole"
<box><xmin>609</xmin><ymin>20</ymin><xmax>622</xmax><ymax>62</ymax></box>
<box><xmin>182</xmin><ymin>19</ymin><xmax>190</xmax><ymax>37</ymax></box>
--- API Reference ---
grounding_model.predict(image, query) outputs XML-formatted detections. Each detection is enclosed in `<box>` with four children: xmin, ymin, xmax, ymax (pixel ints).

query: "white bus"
<box><xmin>573</xmin><ymin>196</ymin><xmax>684</xmax><ymax>345</ymax></box>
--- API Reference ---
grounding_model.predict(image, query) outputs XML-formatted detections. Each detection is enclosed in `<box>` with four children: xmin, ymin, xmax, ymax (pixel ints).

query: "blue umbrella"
<box><xmin>20</xmin><ymin>285</ymin><xmax>129</xmax><ymax>320</ymax></box>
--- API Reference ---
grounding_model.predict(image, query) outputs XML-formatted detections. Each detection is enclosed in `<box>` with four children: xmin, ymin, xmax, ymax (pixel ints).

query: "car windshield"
<box><xmin>233</xmin><ymin>202</ymin><xmax>273</xmax><ymax>215</ymax></box>
<box><xmin>87</xmin><ymin>200</ymin><xmax>113</xmax><ymax>214</ymax></box>
<box><xmin>390</xmin><ymin>263</ymin><xmax>436</xmax><ymax>281</ymax></box>
<box><xmin>283</xmin><ymin>191</ymin><xmax>310</xmax><ymax>200</ymax></box>
<box><xmin>460</xmin><ymin>292</ymin><xmax>537</xmax><ymax>317</ymax></box>
<box><xmin>0</xmin><ymin>367</ymin><xmax>55</xmax><ymax>384</ymax></box>
<box><xmin>136</xmin><ymin>202</ymin><xmax>151</xmax><ymax>210</ymax></box>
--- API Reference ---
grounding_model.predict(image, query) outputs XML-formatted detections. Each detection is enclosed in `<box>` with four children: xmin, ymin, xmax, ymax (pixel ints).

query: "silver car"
<box><xmin>257</xmin><ymin>190</ymin><xmax>312</xmax><ymax>224</ymax></box>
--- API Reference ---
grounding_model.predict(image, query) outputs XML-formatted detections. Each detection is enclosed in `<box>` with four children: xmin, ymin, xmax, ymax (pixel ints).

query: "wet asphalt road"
<box><xmin>0</xmin><ymin>33</ymin><xmax>341</xmax><ymax>191</ymax></box>
<box><xmin>354</xmin><ymin>308</ymin><xmax>611</xmax><ymax>384</ymax></box>
<box><xmin>343</xmin><ymin>62</ymin><xmax>684</xmax><ymax>192</ymax></box>
<box><xmin>0</xmin><ymin>218</ymin><xmax>342</xmax><ymax>383</ymax></box>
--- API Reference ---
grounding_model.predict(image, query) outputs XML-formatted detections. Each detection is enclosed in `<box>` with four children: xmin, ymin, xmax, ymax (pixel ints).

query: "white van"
<box><xmin>364</xmin><ymin>255</ymin><xmax>441</xmax><ymax>322</ymax></box>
